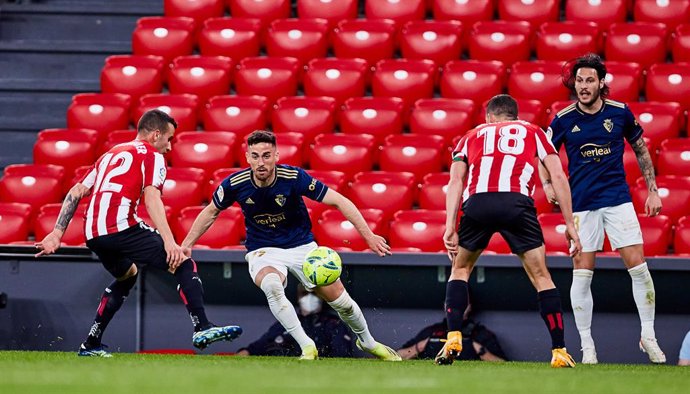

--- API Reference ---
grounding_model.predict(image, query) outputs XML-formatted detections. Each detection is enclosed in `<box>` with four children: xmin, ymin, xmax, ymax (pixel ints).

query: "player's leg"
<box><xmin>249</xmin><ymin>248</ymin><xmax>317</xmax><ymax>359</ymax></box>
<box><xmin>605</xmin><ymin>203</ymin><xmax>665</xmax><ymax>363</ymax></box>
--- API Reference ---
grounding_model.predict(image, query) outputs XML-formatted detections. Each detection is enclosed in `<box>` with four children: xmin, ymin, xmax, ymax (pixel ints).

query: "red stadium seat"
<box><xmin>101</xmin><ymin>55</ymin><xmax>165</xmax><ymax>104</ymax></box>
<box><xmin>169</xmin><ymin>132</ymin><xmax>236</xmax><ymax>178</ymax></box>
<box><xmin>633</xmin><ymin>0</ymin><xmax>690</xmax><ymax>30</ymax></box>
<box><xmin>67</xmin><ymin>93</ymin><xmax>131</xmax><ymax>145</ymax></box>
<box><xmin>372</xmin><ymin>59</ymin><xmax>437</xmax><ymax>110</ymax></box>
<box><xmin>332</xmin><ymin>19</ymin><xmax>397</xmax><ymax>66</ymax></box>
<box><xmin>347</xmin><ymin>171</ymin><xmax>416</xmax><ymax>220</ymax></box>
<box><xmin>134</xmin><ymin>94</ymin><xmax>199</xmax><ymax>131</ymax></box>
<box><xmin>656</xmin><ymin>138</ymin><xmax>690</xmax><ymax>177</ymax></box>
<box><xmin>646</xmin><ymin>63</ymin><xmax>690</xmax><ymax>111</ymax></box>
<box><xmin>485</xmin><ymin>232</ymin><xmax>511</xmax><ymax>254</ymax></box>
<box><xmin>34</xmin><ymin>203</ymin><xmax>87</xmax><ymax>246</ymax></box>
<box><xmin>175</xmin><ymin>206</ymin><xmax>244</xmax><ymax>248</ymax></box>
<box><xmin>671</xmin><ymin>24</ymin><xmax>690</xmax><ymax>63</ymax></box>
<box><xmin>339</xmin><ymin>97</ymin><xmax>404</xmax><ymax>144</ymax></box>
<box><xmin>535</xmin><ymin>22</ymin><xmax>601</xmax><ymax>62</ymax></box>
<box><xmin>475</xmin><ymin>98</ymin><xmax>545</xmax><ymax>128</ymax></box>
<box><xmin>538</xmin><ymin>213</ymin><xmax>569</xmax><ymax>254</ymax></box>
<box><xmin>498</xmin><ymin>0</ymin><xmax>559</xmax><ymax>26</ymax></box>
<box><xmin>132</xmin><ymin>17</ymin><xmax>196</xmax><ymax>63</ymax></box>
<box><xmin>565</xmin><ymin>0</ymin><xmax>627</xmax><ymax>25</ymax></box>
<box><xmin>628</xmin><ymin>102</ymin><xmax>683</xmax><ymax>154</ymax></box>
<box><xmin>432</xmin><ymin>0</ymin><xmax>493</xmax><ymax>25</ymax></box>
<box><xmin>0</xmin><ymin>164</ymin><xmax>65</xmax><ymax>215</ymax></box>
<box><xmin>632</xmin><ymin>176</ymin><xmax>690</xmax><ymax>224</ymax></box>
<box><xmin>309</xmin><ymin>134</ymin><xmax>377</xmax><ymax>179</ymax></box>
<box><xmin>198</xmin><ymin>17</ymin><xmax>262</xmax><ymax>59</ymax></box>
<box><xmin>637</xmin><ymin>214</ymin><xmax>673</xmax><ymax>256</ymax></box>
<box><xmin>365</xmin><ymin>0</ymin><xmax>425</xmax><ymax>29</ymax></box>
<box><xmin>206</xmin><ymin>167</ymin><xmax>245</xmax><ymax>200</ymax></box>
<box><xmin>0</xmin><ymin>203</ymin><xmax>32</xmax><ymax>243</ymax></box>
<box><xmin>202</xmin><ymin>95</ymin><xmax>269</xmax><ymax>142</ymax></box>
<box><xmin>545</xmin><ymin>100</ymin><xmax>575</xmax><ymax>127</ymax></box>
<box><xmin>315</xmin><ymin>208</ymin><xmax>386</xmax><ymax>251</ymax></box>
<box><xmin>508</xmin><ymin>61</ymin><xmax>571</xmax><ymax>106</ymax></box>
<box><xmin>266</xmin><ymin>19</ymin><xmax>330</xmax><ymax>65</ymax></box>
<box><xmin>410</xmin><ymin>98</ymin><xmax>476</xmax><ymax>145</ymax></box>
<box><xmin>271</xmin><ymin>96</ymin><xmax>337</xmax><ymax>144</ymax></box>
<box><xmin>99</xmin><ymin>129</ymin><xmax>137</xmax><ymax>156</ymax></box>
<box><xmin>532</xmin><ymin>182</ymin><xmax>555</xmax><ymax>214</ymax></box>
<box><xmin>226</xmin><ymin>0</ymin><xmax>291</xmax><ymax>29</ymax></box>
<box><xmin>674</xmin><ymin>216</ymin><xmax>690</xmax><ymax>254</ymax></box>
<box><xmin>234</xmin><ymin>57</ymin><xmax>300</xmax><ymax>104</ymax></box>
<box><xmin>297</xmin><ymin>0</ymin><xmax>358</xmax><ymax>29</ymax></box>
<box><xmin>69</xmin><ymin>165</ymin><xmax>94</xmax><ymax>195</ymax></box>
<box><xmin>164</xmin><ymin>0</ymin><xmax>224</xmax><ymax>26</ymax></box>
<box><xmin>389</xmin><ymin>209</ymin><xmax>446</xmax><ymax>252</ymax></box>
<box><xmin>33</xmin><ymin>129</ymin><xmax>98</xmax><ymax>178</ymax></box>
<box><xmin>168</xmin><ymin>56</ymin><xmax>233</xmax><ymax>105</ymax></box>
<box><xmin>161</xmin><ymin>167</ymin><xmax>206</xmax><ymax>217</ymax></box>
<box><xmin>418</xmin><ymin>172</ymin><xmax>450</xmax><ymax>210</ymax></box>
<box><xmin>604</xmin><ymin>23</ymin><xmax>668</xmax><ymax>71</ymax></box>
<box><xmin>468</xmin><ymin>21</ymin><xmax>532</xmax><ymax>67</ymax></box>
<box><xmin>303</xmin><ymin>169</ymin><xmax>347</xmax><ymax>222</ymax></box>
<box><xmin>440</xmin><ymin>60</ymin><xmax>506</xmax><ymax>104</ymax></box>
<box><xmin>602</xmin><ymin>61</ymin><xmax>643</xmax><ymax>103</ymax></box>
<box><xmin>380</xmin><ymin>134</ymin><xmax>447</xmax><ymax>181</ymax></box>
<box><xmin>303</xmin><ymin>58</ymin><xmax>369</xmax><ymax>105</ymax></box>
<box><xmin>400</xmin><ymin>20</ymin><xmax>463</xmax><ymax>65</ymax></box>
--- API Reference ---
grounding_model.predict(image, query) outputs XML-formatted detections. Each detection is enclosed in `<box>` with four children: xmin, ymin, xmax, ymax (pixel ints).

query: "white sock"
<box><xmin>260</xmin><ymin>273</ymin><xmax>315</xmax><ymax>351</ymax></box>
<box><xmin>628</xmin><ymin>262</ymin><xmax>657</xmax><ymax>339</ymax></box>
<box><xmin>328</xmin><ymin>290</ymin><xmax>377</xmax><ymax>349</ymax></box>
<box><xmin>571</xmin><ymin>269</ymin><xmax>596</xmax><ymax>349</ymax></box>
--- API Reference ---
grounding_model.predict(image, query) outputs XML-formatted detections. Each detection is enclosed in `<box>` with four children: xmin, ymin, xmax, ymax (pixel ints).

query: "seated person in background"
<box><xmin>679</xmin><ymin>330</ymin><xmax>690</xmax><ymax>366</ymax></box>
<box><xmin>237</xmin><ymin>285</ymin><xmax>355</xmax><ymax>358</ymax></box>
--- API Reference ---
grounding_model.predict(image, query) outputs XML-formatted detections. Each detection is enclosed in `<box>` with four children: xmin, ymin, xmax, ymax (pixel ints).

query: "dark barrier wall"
<box><xmin>1</xmin><ymin>247</ymin><xmax>689</xmax><ymax>363</ymax></box>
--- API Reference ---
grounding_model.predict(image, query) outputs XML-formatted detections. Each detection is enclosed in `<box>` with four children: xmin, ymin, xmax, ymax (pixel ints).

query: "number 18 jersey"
<box><xmin>452</xmin><ymin>120</ymin><xmax>557</xmax><ymax>202</ymax></box>
<box><xmin>80</xmin><ymin>140</ymin><xmax>166</xmax><ymax>240</ymax></box>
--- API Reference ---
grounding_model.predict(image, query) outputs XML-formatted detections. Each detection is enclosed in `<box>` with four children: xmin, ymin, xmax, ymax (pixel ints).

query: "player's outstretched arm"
<box><xmin>444</xmin><ymin>161</ymin><xmax>467</xmax><ymax>257</ymax></box>
<box><xmin>181</xmin><ymin>203</ymin><xmax>222</xmax><ymax>254</ymax></box>
<box><xmin>144</xmin><ymin>186</ymin><xmax>185</xmax><ymax>270</ymax></box>
<box><xmin>630</xmin><ymin>137</ymin><xmax>662</xmax><ymax>217</ymax></box>
<box><xmin>35</xmin><ymin>183</ymin><xmax>91</xmax><ymax>257</ymax></box>
<box><xmin>542</xmin><ymin>154</ymin><xmax>582</xmax><ymax>257</ymax></box>
<box><xmin>321</xmin><ymin>188</ymin><xmax>391</xmax><ymax>257</ymax></box>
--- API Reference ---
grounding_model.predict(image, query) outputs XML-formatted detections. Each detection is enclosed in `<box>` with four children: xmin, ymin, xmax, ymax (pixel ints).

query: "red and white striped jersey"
<box><xmin>452</xmin><ymin>120</ymin><xmax>556</xmax><ymax>201</ymax></box>
<box><xmin>80</xmin><ymin>140</ymin><xmax>166</xmax><ymax>240</ymax></box>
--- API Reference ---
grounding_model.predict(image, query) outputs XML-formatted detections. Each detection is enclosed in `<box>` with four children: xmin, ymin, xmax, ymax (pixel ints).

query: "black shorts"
<box><xmin>458</xmin><ymin>192</ymin><xmax>544</xmax><ymax>255</ymax></box>
<box><xmin>86</xmin><ymin>222</ymin><xmax>168</xmax><ymax>278</ymax></box>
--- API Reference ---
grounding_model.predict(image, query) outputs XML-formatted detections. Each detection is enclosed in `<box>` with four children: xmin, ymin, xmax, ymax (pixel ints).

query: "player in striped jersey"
<box><xmin>181</xmin><ymin>130</ymin><xmax>401</xmax><ymax>361</ymax></box>
<box><xmin>436</xmin><ymin>94</ymin><xmax>582</xmax><ymax>368</ymax></box>
<box><xmin>35</xmin><ymin>110</ymin><xmax>242</xmax><ymax>356</ymax></box>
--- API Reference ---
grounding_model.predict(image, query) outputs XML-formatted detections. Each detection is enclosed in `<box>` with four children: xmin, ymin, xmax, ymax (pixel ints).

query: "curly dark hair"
<box><xmin>562</xmin><ymin>53</ymin><xmax>609</xmax><ymax>99</ymax></box>
<box><xmin>247</xmin><ymin>130</ymin><xmax>276</xmax><ymax>147</ymax></box>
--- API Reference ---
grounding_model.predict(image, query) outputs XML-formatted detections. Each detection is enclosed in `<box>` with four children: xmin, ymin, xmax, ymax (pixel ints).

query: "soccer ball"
<box><xmin>302</xmin><ymin>246</ymin><xmax>342</xmax><ymax>286</ymax></box>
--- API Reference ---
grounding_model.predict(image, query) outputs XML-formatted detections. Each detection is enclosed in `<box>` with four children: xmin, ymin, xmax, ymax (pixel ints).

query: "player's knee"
<box><xmin>173</xmin><ymin>258</ymin><xmax>195</xmax><ymax>276</ymax></box>
<box><xmin>327</xmin><ymin>290</ymin><xmax>355</xmax><ymax>314</ymax></box>
<box><xmin>260</xmin><ymin>272</ymin><xmax>285</xmax><ymax>301</ymax></box>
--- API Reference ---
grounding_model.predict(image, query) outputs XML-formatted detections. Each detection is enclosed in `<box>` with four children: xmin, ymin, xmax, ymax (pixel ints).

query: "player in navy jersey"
<box><xmin>181</xmin><ymin>130</ymin><xmax>401</xmax><ymax>361</ymax></box>
<box><xmin>438</xmin><ymin>94</ymin><xmax>582</xmax><ymax>368</ymax></box>
<box><xmin>542</xmin><ymin>54</ymin><xmax>665</xmax><ymax>364</ymax></box>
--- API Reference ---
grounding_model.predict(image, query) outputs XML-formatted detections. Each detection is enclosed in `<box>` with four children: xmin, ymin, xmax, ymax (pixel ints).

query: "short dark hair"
<box><xmin>137</xmin><ymin>109</ymin><xmax>177</xmax><ymax>134</ymax></box>
<box><xmin>562</xmin><ymin>53</ymin><xmax>610</xmax><ymax>99</ymax></box>
<box><xmin>247</xmin><ymin>130</ymin><xmax>276</xmax><ymax>147</ymax></box>
<box><xmin>486</xmin><ymin>94</ymin><xmax>518</xmax><ymax>120</ymax></box>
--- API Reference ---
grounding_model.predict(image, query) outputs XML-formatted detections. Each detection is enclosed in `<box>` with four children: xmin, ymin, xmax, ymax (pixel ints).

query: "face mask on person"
<box><xmin>299</xmin><ymin>293</ymin><xmax>322</xmax><ymax>315</ymax></box>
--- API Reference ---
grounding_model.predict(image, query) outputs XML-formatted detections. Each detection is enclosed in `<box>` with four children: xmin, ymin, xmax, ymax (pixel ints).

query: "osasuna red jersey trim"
<box><xmin>452</xmin><ymin>120</ymin><xmax>556</xmax><ymax>201</ymax></box>
<box><xmin>80</xmin><ymin>140</ymin><xmax>166</xmax><ymax>240</ymax></box>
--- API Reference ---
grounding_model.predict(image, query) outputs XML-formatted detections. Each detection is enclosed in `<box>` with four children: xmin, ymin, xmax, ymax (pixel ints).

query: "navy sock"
<box><xmin>85</xmin><ymin>273</ymin><xmax>137</xmax><ymax>348</ymax></box>
<box><xmin>538</xmin><ymin>288</ymin><xmax>566</xmax><ymax>349</ymax></box>
<box><xmin>445</xmin><ymin>279</ymin><xmax>469</xmax><ymax>332</ymax></box>
<box><xmin>174</xmin><ymin>259</ymin><xmax>211</xmax><ymax>331</ymax></box>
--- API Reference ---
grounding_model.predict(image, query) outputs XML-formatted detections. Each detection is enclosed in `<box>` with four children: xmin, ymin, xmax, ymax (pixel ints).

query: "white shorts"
<box><xmin>244</xmin><ymin>242</ymin><xmax>318</xmax><ymax>290</ymax></box>
<box><xmin>574</xmin><ymin>202</ymin><xmax>643</xmax><ymax>253</ymax></box>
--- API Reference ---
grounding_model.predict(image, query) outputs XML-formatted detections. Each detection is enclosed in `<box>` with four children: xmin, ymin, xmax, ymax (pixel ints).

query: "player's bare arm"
<box><xmin>144</xmin><ymin>186</ymin><xmax>185</xmax><ymax>270</ymax></box>
<box><xmin>631</xmin><ymin>137</ymin><xmax>662</xmax><ymax>217</ymax></box>
<box><xmin>34</xmin><ymin>182</ymin><xmax>91</xmax><ymax>257</ymax></box>
<box><xmin>444</xmin><ymin>161</ymin><xmax>467</xmax><ymax>256</ymax></box>
<box><xmin>542</xmin><ymin>154</ymin><xmax>582</xmax><ymax>257</ymax></box>
<box><xmin>181</xmin><ymin>203</ymin><xmax>221</xmax><ymax>253</ymax></box>
<box><xmin>537</xmin><ymin>161</ymin><xmax>557</xmax><ymax>204</ymax></box>
<box><xmin>321</xmin><ymin>188</ymin><xmax>391</xmax><ymax>257</ymax></box>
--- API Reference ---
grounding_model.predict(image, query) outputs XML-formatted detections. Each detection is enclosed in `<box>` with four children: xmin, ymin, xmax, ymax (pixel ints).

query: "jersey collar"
<box><xmin>249</xmin><ymin>167</ymin><xmax>278</xmax><ymax>189</ymax></box>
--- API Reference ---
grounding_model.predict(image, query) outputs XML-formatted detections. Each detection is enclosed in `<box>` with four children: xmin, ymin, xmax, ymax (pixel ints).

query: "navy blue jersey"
<box><xmin>548</xmin><ymin>99</ymin><xmax>643</xmax><ymax>212</ymax></box>
<box><xmin>212</xmin><ymin>165</ymin><xmax>328</xmax><ymax>251</ymax></box>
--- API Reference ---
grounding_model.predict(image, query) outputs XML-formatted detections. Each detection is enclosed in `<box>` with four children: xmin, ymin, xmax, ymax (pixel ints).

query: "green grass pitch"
<box><xmin>1</xmin><ymin>351</ymin><xmax>688</xmax><ymax>394</ymax></box>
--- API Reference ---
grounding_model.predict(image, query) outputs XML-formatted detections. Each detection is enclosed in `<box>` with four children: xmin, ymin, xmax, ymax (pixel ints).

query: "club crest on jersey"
<box><xmin>603</xmin><ymin>119</ymin><xmax>613</xmax><ymax>133</ymax></box>
<box><xmin>216</xmin><ymin>185</ymin><xmax>224</xmax><ymax>201</ymax></box>
<box><xmin>274</xmin><ymin>194</ymin><xmax>286</xmax><ymax>207</ymax></box>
